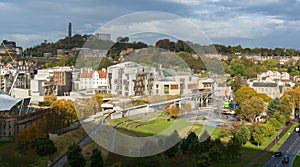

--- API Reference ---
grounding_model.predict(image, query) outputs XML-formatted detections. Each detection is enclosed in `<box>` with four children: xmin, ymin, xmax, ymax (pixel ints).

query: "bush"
<box><xmin>31</xmin><ymin>137</ymin><xmax>57</xmax><ymax>156</ymax></box>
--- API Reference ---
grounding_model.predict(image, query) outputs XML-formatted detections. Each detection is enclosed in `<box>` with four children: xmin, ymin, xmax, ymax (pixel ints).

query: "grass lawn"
<box><xmin>0</xmin><ymin>141</ymin><xmax>48</xmax><ymax>167</ymax></box>
<box><xmin>293</xmin><ymin>154</ymin><xmax>300</xmax><ymax>167</ymax></box>
<box><xmin>50</xmin><ymin>127</ymin><xmax>87</xmax><ymax>162</ymax></box>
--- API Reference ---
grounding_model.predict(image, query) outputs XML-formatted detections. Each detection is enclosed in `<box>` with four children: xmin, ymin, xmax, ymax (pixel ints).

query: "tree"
<box><xmin>226</xmin><ymin>135</ymin><xmax>242</xmax><ymax>162</ymax></box>
<box><xmin>233</xmin><ymin>75</ymin><xmax>242</xmax><ymax>91</ymax></box>
<box><xmin>252</xmin><ymin>125</ymin><xmax>266</xmax><ymax>147</ymax></box>
<box><xmin>268</xmin><ymin>97</ymin><xmax>281</xmax><ymax>115</ymax></box>
<box><xmin>164</xmin><ymin>130</ymin><xmax>181</xmax><ymax>157</ymax></box>
<box><xmin>234</xmin><ymin>87</ymin><xmax>257</xmax><ymax>104</ymax></box>
<box><xmin>31</xmin><ymin>137</ymin><xmax>57</xmax><ymax>156</ymax></box>
<box><xmin>255</xmin><ymin>93</ymin><xmax>272</xmax><ymax>103</ymax></box>
<box><xmin>232</xmin><ymin>126</ymin><xmax>251</xmax><ymax>145</ymax></box>
<box><xmin>197</xmin><ymin>153</ymin><xmax>211</xmax><ymax>167</ymax></box>
<box><xmin>208</xmin><ymin>138</ymin><xmax>225</xmax><ymax>162</ymax></box>
<box><xmin>16</xmin><ymin>119</ymin><xmax>47</xmax><ymax>145</ymax></box>
<box><xmin>231</xmin><ymin>63</ymin><xmax>246</xmax><ymax>76</ymax></box>
<box><xmin>168</xmin><ymin>104</ymin><xmax>180</xmax><ymax>119</ymax></box>
<box><xmin>268</xmin><ymin>117</ymin><xmax>282</xmax><ymax>131</ymax></box>
<box><xmin>279</xmin><ymin>96</ymin><xmax>293</xmax><ymax>120</ymax></box>
<box><xmin>67</xmin><ymin>144</ymin><xmax>86</xmax><ymax>167</ymax></box>
<box><xmin>180</xmin><ymin>132</ymin><xmax>198</xmax><ymax>154</ymax></box>
<box><xmin>265</xmin><ymin>121</ymin><xmax>275</xmax><ymax>137</ymax></box>
<box><xmin>90</xmin><ymin>148</ymin><xmax>104</xmax><ymax>167</ymax></box>
<box><xmin>240</xmin><ymin>96</ymin><xmax>265</xmax><ymax>122</ymax></box>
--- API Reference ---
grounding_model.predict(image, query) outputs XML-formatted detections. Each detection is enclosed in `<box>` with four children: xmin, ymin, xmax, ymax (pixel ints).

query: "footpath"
<box><xmin>244</xmin><ymin>122</ymin><xmax>293</xmax><ymax>167</ymax></box>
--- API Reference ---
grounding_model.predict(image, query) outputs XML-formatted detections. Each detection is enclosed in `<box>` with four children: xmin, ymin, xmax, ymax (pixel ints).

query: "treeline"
<box><xmin>26</xmin><ymin>34</ymin><xmax>89</xmax><ymax>57</ymax></box>
<box><xmin>155</xmin><ymin>39</ymin><xmax>300</xmax><ymax>56</ymax></box>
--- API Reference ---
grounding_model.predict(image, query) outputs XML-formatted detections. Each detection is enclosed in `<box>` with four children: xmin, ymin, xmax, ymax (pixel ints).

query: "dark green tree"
<box><xmin>90</xmin><ymin>148</ymin><xmax>104</xmax><ymax>167</ymax></box>
<box><xmin>67</xmin><ymin>144</ymin><xmax>86</xmax><ymax>167</ymax></box>
<box><xmin>197</xmin><ymin>153</ymin><xmax>211</xmax><ymax>167</ymax></box>
<box><xmin>268</xmin><ymin>97</ymin><xmax>281</xmax><ymax>115</ymax></box>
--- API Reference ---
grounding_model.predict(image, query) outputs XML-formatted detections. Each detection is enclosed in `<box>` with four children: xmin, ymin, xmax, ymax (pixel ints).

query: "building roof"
<box><xmin>97</xmin><ymin>70</ymin><xmax>107</xmax><ymax>78</ymax></box>
<box><xmin>252</xmin><ymin>82</ymin><xmax>277</xmax><ymax>87</ymax></box>
<box><xmin>80</xmin><ymin>70</ymin><xmax>94</xmax><ymax>78</ymax></box>
<box><xmin>0</xmin><ymin>94</ymin><xmax>22</xmax><ymax>111</ymax></box>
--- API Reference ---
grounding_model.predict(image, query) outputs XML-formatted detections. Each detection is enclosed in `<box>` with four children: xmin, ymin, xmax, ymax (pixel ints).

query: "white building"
<box><xmin>79</xmin><ymin>68</ymin><xmax>108</xmax><ymax>93</ymax></box>
<box><xmin>107</xmin><ymin>62</ymin><xmax>155</xmax><ymax>96</ymax></box>
<box><xmin>249</xmin><ymin>71</ymin><xmax>295</xmax><ymax>99</ymax></box>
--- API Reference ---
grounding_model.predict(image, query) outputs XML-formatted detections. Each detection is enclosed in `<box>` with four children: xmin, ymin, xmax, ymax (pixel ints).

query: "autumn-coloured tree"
<box><xmin>50</xmin><ymin>100</ymin><xmax>78</xmax><ymax>127</ymax></box>
<box><xmin>240</xmin><ymin>96</ymin><xmax>265</xmax><ymax>122</ymax></box>
<box><xmin>234</xmin><ymin>87</ymin><xmax>257</xmax><ymax>104</ymax></box>
<box><xmin>255</xmin><ymin>93</ymin><xmax>272</xmax><ymax>103</ymax></box>
<box><xmin>44</xmin><ymin>94</ymin><xmax>57</xmax><ymax>105</ymax></box>
<box><xmin>168</xmin><ymin>104</ymin><xmax>180</xmax><ymax>119</ymax></box>
<box><xmin>16</xmin><ymin>119</ymin><xmax>47</xmax><ymax>145</ymax></box>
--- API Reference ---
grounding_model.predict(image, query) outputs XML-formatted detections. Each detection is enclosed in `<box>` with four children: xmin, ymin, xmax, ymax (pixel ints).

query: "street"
<box><xmin>262</xmin><ymin>130</ymin><xmax>300</xmax><ymax>167</ymax></box>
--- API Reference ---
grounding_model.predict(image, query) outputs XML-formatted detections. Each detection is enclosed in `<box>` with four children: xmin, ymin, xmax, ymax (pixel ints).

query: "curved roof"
<box><xmin>0</xmin><ymin>94</ymin><xmax>22</xmax><ymax>111</ymax></box>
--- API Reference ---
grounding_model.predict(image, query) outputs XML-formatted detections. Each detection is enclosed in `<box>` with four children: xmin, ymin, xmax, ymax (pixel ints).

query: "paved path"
<box><xmin>244</xmin><ymin>123</ymin><xmax>293</xmax><ymax>167</ymax></box>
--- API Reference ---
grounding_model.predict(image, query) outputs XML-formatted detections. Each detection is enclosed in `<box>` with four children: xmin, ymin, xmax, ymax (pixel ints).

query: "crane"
<box><xmin>2</xmin><ymin>43</ymin><xmax>15</xmax><ymax>63</ymax></box>
<box><xmin>2</xmin><ymin>42</ymin><xmax>18</xmax><ymax>95</ymax></box>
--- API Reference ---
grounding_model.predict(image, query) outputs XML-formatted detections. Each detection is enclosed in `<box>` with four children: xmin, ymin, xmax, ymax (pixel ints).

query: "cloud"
<box><xmin>158</xmin><ymin>0</ymin><xmax>205</xmax><ymax>6</ymax></box>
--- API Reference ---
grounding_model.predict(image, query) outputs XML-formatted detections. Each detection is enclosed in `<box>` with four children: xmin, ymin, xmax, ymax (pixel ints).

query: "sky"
<box><xmin>0</xmin><ymin>0</ymin><xmax>300</xmax><ymax>49</ymax></box>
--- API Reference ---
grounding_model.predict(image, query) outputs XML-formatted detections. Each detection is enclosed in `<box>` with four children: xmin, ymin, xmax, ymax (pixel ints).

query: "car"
<box><xmin>274</xmin><ymin>151</ymin><xmax>282</xmax><ymax>157</ymax></box>
<box><xmin>282</xmin><ymin>155</ymin><xmax>289</xmax><ymax>164</ymax></box>
<box><xmin>295</xmin><ymin>127</ymin><xmax>300</xmax><ymax>133</ymax></box>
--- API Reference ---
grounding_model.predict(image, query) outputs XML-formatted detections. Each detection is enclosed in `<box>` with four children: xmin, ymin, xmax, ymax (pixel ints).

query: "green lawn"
<box><xmin>50</xmin><ymin>127</ymin><xmax>87</xmax><ymax>162</ymax></box>
<box><xmin>293</xmin><ymin>154</ymin><xmax>300</xmax><ymax>167</ymax></box>
<box><xmin>0</xmin><ymin>141</ymin><xmax>48</xmax><ymax>167</ymax></box>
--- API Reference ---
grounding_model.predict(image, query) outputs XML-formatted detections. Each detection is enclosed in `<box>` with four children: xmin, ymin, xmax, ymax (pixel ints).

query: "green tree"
<box><xmin>226</xmin><ymin>135</ymin><xmax>242</xmax><ymax>162</ymax></box>
<box><xmin>265</xmin><ymin>121</ymin><xmax>275</xmax><ymax>137</ymax></box>
<box><xmin>197</xmin><ymin>153</ymin><xmax>211</xmax><ymax>167</ymax></box>
<box><xmin>233</xmin><ymin>126</ymin><xmax>251</xmax><ymax>145</ymax></box>
<box><xmin>90</xmin><ymin>148</ymin><xmax>104</xmax><ymax>167</ymax></box>
<box><xmin>252</xmin><ymin>125</ymin><xmax>266</xmax><ymax>147</ymax></box>
<box><xmin>164</xmin><ymin>130</ymin><xmax>181</xmax><ymax>157</ymax></box>
<box><xmin>180</xmin><ymin>132</ymin><xmax>198</xmax><ymax>154</ymax></box>
<box><xmin>268</xmin><ymin>117</ymin><xmax>282</xmax><ymax>131</ymax></box>
<box><xmin>280</xmin><ymin>96</ymin><xmax>293</xmax><ymax>120</ymax></box>
<box><xmin>208</xmin><ymin>138</ymin><xmax>225</xmax><ymax>162</ymax></box>
<box><xmin>268</xmin><ymin>97</ymin><xmax>281</xmax><ymax>115</ymax></box>
<box><xmin>31</xmin><ymin>137</ymin><xmax>57</xmax><ymax>156</ymax></box>
<box><xmin>231</xmin><ymin>63</ymin><xmax>246</xmax><ymax>76</ymax></box>
<box><xmin>67</xmin><ymin>144</ymin><xmax>86</xmax><ymax>167</ymax></box>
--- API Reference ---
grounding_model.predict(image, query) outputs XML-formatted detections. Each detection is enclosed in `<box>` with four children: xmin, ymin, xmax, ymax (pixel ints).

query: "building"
<box><xmin>248</xmin><ymin>71</ymin><xmax>295</xmax><ymax>98</ymax></box>
<box><xmin>0</xmin><ymin>93</ymin><xmax>35</xmax><ymax>140</ymax></box>
<box><xmin>79</xmin><ymin>68</ymin><xmax>108</xmax><ymax>93</ymax></box>
<box><xmin>107</xmin><ymin>62</ymin><xmax>155</xmax><ymax>96</ymax></box>
<box><xmin>30</xmin><ymin>67</ymin><xmax>73</xmax><ymax>104</ymax></box>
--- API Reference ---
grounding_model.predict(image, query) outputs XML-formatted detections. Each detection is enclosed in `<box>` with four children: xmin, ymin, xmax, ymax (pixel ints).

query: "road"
<box><xmin>262</xmin><ymin>130</ymin><xmax>300</xmax><ymax>167</ymax></box>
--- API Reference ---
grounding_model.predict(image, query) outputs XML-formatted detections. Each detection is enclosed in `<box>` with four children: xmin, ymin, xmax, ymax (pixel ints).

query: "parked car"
<box><xmin>282</xmin><ymin>155</ymin><xmax>289</xmax><ymax>163</ymax></box>
<box><xmin>274</xmin><ymin>151</ymin><xmax>282</xmax><ymax>157</ymax></box>
<box><xmin>295</xmin><ymin>127</ymin><xmax>300</xmax><ymax>133</ymax></box>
